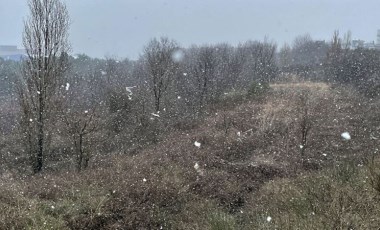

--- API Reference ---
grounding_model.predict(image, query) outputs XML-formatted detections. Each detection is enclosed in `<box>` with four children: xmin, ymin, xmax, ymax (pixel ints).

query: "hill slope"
<box><xmin>1</xmin><ymin>81</ymin><xmax>379</xmax><ymax>229</ymax></box>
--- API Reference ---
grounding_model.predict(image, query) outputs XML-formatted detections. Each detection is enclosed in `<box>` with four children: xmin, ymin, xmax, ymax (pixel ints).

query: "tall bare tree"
<box><xmin>278</xmin><ymin>43</ymin><xmax>292</xmax><ymax>68</ymax></box>
<box><xmin>18</xmin><ymin>0</ymin><xmax>70</xmax><ymax>173</ymax></box>
<box><xmin>143</xmin><ymin>37</ymin><xmax>179</xmax><ymax>112</ymax></box>
<box><xmin>189</xmin><ymin>45</ymin><xmax>219</xmax><ymax>110</ymax></box>
<box><xmin>242</xmin><ymin>40</ymin><xmax>277</xmax><ymax>82</ymax></box>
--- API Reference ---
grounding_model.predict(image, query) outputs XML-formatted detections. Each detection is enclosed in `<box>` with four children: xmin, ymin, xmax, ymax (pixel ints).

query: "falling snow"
<box><xmin>341</xmin><ymin>132</ymin><xmax>351</xmax><ymax>140</ymax></box>
<box><xmin>194</xmin><ymin>162</ymin><xmax>199</xmax><ymax>170</ymax></box>
<box><xmin>1</xmin><ymin>7</ymin><xmax>378</xmax><ymax>228</ymax></box>
<box><xmin>171</xmin><ymin>49</ymin><xmax>184</xmax><ymax>62</ymax></box>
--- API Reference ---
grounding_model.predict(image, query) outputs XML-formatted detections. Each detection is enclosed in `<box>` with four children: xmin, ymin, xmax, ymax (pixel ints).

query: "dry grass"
<box><xmin>241</xmin><ymin>161</ymin><xmax>380</xmax><ymax>229</ymax></box>
<box><xmin>270</xmin><ymin>81</ymin><xmax>330</xmax><ymax>92</ymax></box>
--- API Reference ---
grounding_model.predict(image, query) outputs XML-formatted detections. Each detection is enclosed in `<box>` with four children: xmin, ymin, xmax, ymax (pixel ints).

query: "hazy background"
<box><xmin>0</xmin><ymin>0</ymin><xmax>379</xmax><ymax>59</ymax></box>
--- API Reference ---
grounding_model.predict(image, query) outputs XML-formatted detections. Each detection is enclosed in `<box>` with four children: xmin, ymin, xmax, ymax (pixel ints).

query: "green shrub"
<box><xmin>208</xmin><ymin>211</ymin><xmax>237</xmax><ymax>230</ymax></box>
<box><xmin>334</xmin><ymin>161</ymin><xmax>358</xmax><ymax>184</ymax></box>
<box><xmin>247</xmin><ymin>81</ymin><xmax>270</xmax><ymax>98</ymax></box>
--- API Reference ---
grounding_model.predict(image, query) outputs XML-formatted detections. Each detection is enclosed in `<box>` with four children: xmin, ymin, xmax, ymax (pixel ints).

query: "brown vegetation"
<box><xmin>0</xmin><ymin>81</ymin><xmax>379</xmax><ymax>229</ymax></box>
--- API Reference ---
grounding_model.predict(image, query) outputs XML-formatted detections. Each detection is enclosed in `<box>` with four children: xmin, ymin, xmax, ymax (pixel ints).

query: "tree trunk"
<box><xmin>155</xmin><ymin>97</ymin><xmax>160</xmax><ymax>112</ymax></box>
<box><xmin>35</xmin><ymin>93</ymin><xmax>44</xmax><ymax>173</ymax></box>
<box><xmin>77</xmin><ymin>134</ymin><xmax>84</xmax><ymax>171</ymax></box>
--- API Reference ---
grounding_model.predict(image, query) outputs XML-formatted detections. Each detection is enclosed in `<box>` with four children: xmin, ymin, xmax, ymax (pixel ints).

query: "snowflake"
<box><xmin>341</xmin><ymin>132</ymin><xmax>351</xmax><ymax>140</ymax></box>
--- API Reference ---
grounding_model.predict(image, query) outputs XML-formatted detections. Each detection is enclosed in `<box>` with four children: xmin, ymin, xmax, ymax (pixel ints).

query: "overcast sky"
<box><xmin>1</xmin><ymin>0</ymin><xmax>379</xmax><ymax>59</ymax></box>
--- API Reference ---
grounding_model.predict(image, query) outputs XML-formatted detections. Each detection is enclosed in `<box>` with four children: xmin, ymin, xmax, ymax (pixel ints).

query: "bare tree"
<box><xmin>18</xmin><ymin>0</ymin><xmax>70</xmax><ymax>173</ymax></box>
<box><xmin>325</xmin><ymin>30</ymin><xmax>353</xmax><ymax>83</ymax></box>
<box><xmin>278</xmin><ymin>43</ymin><xmax>292</xmax><ymax>68</ymax></box>
<box><xmin>225</xmin><ymin>44</ymin><xmax>247</xmax><ymax>88</ymax></box>
<box><xmin>189</xmin><ymin>45</ymin><xmax>219</xmax><ymax>110</ymax></box>
<box><xmin>299</xmin><ymin>92</ymin><xmax>311</xmax><ymax>156</ymax></box>
<box><xmin>143</xmin><ymin>37</ymin><xmax>179</xmax><ymax>112</ymax></box>
<box><xmin>214</xmin><ymin>43</ymin><xmax>247</xmax><ymax>93</ymax></box>
<box><xmin>342</xmin><ymin>30</ymin><xmax>352</xmax><ymax>50</ymax></box>
<box><xmin>325</xmin><ymin>30</ymin><xmax>342</xmax><ymax>82</ymax></box>
<box><xmin>292</xmin><ymin>34</ymin><xmax>314</xmax><ymax>66</ymax></box>
<box><xmin>242</xmin><ymin>40</ymin><xmax>277</xmax><ymax>82</ymax></box>
<box><xmin>60</xmin><ymin>67</ymin><xmax>104</xmax><ymax>171</ymax></box>
<box><xmin>63</xmin><ymin>106</ymin><xmax>100</xmax><ymax>171</ymax></box>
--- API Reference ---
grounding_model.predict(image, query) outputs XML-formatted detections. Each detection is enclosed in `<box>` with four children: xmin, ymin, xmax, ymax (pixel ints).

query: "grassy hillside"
<box><xmin>0</xmin><ymin>81</ymin><xmax>379</xmax><ymax>229</ymax></box>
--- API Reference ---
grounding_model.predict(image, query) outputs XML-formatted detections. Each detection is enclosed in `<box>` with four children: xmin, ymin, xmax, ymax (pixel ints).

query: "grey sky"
<box><xmin>1</xmin><ymin>0</ymin><xmax>379</xmax><ymax>59</ymax></box>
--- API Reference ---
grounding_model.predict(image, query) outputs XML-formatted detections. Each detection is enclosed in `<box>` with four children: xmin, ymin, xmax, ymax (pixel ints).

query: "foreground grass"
<box><xmin>240</xmin><ymin>160</ymin><xmax>380</xmax><ymax>229</ymax></box>
<box><xmin>1</xmin><ymin>160</ymin><xmax>379</xmax><ymax>229</ymax></box>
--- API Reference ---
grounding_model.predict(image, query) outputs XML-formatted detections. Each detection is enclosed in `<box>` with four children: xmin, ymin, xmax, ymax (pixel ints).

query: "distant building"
<box><xmin>348</xmin><ymin>30</ymin><xmax>380</xmax><ymax>50</ymax></box>
<box><xmin>0</xmin><ymin>45</ymin><xmax>26</xmax><ymax>61</ymax></box>
<box><xmin>363</xmin><ymin>41</ymin><xmax>377</xmax><ymax>50</ymax></box>
<box><xmin>351</xmin><ymin>39</ymin><xmax>365</xmax><ymax>49</ymax></box>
